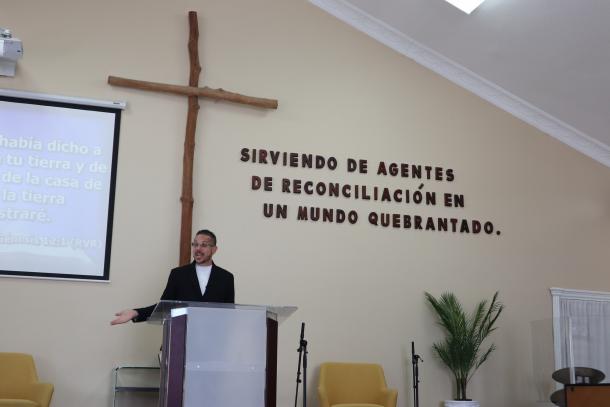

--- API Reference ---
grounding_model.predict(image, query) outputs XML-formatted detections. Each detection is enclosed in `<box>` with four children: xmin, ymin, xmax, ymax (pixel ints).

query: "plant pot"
<box><xmin>444</xmin><ymin>401</ymin><xmax>480</xmax><ymax>407</ymax></box>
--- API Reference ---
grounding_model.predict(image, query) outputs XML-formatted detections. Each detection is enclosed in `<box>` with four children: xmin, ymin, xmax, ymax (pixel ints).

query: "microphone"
<box><xmin>299</xmin><ymin>322</ymin><xmax>305</xmax><ymax>350</ymax></box>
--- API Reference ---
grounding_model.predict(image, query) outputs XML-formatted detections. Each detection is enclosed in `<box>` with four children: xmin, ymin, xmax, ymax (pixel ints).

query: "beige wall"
<box><xmin>2</xmin><ymin>1</ymin><xmax>610</xmax><ymax>406</ymax></box>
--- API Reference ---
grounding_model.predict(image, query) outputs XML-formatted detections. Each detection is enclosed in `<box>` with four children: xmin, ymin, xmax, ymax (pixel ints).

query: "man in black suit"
<box><xmin>111</xmin><ymin>229</ymin><xmax>234</xmax><ymax>325</ymax></box>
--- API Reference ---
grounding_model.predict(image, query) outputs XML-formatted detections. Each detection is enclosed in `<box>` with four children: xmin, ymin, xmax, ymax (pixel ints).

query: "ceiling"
<box><xmin>310</xmin><ymin>0</ymin><xmax>610</xmax><ymax>167</ymax></box>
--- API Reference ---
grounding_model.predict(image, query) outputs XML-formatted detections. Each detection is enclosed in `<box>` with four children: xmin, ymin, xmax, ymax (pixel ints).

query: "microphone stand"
<box><xmin>411</xmin><ymin>341</ymin><xmax>422</xmax><ymax>407</ymax></box>
<box><xmin>294</xmin><ymin>322</ymin><xmax>308</xmax><ymax>407</ymax></box>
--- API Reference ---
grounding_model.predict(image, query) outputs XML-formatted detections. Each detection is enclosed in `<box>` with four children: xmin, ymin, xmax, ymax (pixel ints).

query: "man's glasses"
<box><xmin>191</xmin><ymin>242</ymin><xmax>215</xmax><ymax>248</ymax></box>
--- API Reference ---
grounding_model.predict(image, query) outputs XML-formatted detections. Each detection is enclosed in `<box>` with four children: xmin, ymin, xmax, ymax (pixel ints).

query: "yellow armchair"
<box><xmin>0</xmin><ymin>353</ymin><xmax>54</xmax><ymax>407</ymax></box>
<box><xmin>318</xmin><ymin>362</ymin><xmax>397</xmax><ymax>407</ymax></box>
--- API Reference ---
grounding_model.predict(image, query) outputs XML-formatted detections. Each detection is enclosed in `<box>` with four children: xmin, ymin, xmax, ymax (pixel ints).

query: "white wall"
<box><xmin>1</xmin><ymin>1</ymin><xmax>610</xmax><ymax>406</ymax></box>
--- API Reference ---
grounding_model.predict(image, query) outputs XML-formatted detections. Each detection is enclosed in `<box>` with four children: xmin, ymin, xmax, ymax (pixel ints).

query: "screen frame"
<box><xmin>0</xmin><ymin>91</ymin><xmax>124</xmax><ymax>281</ymax></box>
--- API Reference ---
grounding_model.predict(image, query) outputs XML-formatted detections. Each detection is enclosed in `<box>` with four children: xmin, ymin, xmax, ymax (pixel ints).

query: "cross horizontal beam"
<box><xmin>108</xmin><ymin>75</ymin><xmax>278</xmax><ymax>109</ymax></box>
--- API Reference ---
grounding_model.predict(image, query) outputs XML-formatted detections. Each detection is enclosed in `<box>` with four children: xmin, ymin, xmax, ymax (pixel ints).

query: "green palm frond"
<box><xmin>425</xmin><ymin>291</ymin><xmax>504</xmax><ymax>400</ymax></box>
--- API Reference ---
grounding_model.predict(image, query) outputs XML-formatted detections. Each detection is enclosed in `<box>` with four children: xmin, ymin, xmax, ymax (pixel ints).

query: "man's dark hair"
<box><xmin>196</xmin><ymin>229</ymin><xmax>217</xmax><ymax>246</ymax></box>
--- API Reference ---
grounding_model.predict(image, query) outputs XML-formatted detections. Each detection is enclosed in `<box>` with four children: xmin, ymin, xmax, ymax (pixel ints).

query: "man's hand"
<box><xmin>111</xmin><ymin>309</ymin><xmax>138</xmax><ymax>325</ymax></box>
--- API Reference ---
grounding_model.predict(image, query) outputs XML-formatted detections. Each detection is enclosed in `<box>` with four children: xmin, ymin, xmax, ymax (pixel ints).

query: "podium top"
<box><xmin>147</xmin><ymin>300</ymin><xmax>297</xmax><ymax>325</ymax></box>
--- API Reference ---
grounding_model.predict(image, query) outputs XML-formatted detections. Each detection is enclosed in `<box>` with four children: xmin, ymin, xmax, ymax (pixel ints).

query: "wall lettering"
<box><xmin>239</xmin><ymin>147</ymin><xmax>501</xmax><ymax>236</ymax></box>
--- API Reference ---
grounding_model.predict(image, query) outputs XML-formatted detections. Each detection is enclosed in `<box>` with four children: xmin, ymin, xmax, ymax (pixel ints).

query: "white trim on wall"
<box><xmin>309</xmin><ymin>0</ymin><xmax>610</xmax><ymax>168</ymax></box>
<box><xmin>551</xmin><ymin>287</ymin><xmax>610</xmax><ymax>302</ymax></box>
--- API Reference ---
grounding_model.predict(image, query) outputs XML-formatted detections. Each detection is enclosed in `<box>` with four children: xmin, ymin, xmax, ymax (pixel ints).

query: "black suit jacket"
<box><xmin>134</xmin><ymin>262</ymin><xmax>234</xmax><ymax>322</ymax></box>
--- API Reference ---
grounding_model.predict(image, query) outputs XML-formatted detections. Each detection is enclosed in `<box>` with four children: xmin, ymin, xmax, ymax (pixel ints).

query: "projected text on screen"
<box><xmin>0</xmin><ymin>95</ymin><xmax>121</xmax><ymax>280</ymax></box>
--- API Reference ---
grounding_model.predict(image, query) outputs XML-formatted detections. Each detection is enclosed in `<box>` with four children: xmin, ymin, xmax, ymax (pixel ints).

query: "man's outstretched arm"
<box><xmin>110</xmin><ymin>309</ymin><xmax>139</xmax><ymax>325</ymax></box>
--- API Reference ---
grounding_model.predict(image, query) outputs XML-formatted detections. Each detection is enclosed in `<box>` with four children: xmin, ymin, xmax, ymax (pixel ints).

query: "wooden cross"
<box><xmin>108</xmin><ymin>11</ymin><xmax>278</xmax><ymax>265</ymax></box>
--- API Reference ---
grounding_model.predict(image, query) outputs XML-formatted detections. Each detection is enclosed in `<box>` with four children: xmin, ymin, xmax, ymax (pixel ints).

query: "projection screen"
<box><xmin>0</xmin><ymin>89</ymin><xmax>124</xmax><ymax>281</ymax></box>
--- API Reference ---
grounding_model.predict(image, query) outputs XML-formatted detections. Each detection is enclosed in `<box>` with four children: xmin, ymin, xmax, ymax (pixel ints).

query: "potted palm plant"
<box><xmin>424</xmin><ymin>291</ymin><xmax>504</xmax><ymax>407</ymax></box>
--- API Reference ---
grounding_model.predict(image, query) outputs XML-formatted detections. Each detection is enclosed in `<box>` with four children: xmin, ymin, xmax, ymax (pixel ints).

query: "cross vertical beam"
<box><xmin>180</xmin><ymin>11</ymin><xmax>202</xmax><ymax>265</ymax></box>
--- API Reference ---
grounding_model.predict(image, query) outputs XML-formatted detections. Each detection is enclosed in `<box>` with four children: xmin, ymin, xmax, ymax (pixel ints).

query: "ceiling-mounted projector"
<box><xmin>0</xmin><ymin>28</ymin><xmax>23</xmax><ymax>77</ymax></box>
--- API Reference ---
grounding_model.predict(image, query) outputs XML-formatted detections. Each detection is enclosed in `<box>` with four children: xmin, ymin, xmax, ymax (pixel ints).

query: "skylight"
<box><xmin>443</xmin><ymin>0</ymin><xmax>486</xmax><ymax>14</ymax></box>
